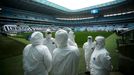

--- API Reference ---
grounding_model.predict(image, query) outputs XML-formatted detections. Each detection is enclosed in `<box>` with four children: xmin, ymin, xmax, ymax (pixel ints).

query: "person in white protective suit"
<box><xmin>63</xmin><ymin>27</ymin><xmax>78</xmax><ymax>47</ymax></box>
<box><xmin>23</xmin><ymin>31</ymin><xmax>52</xmax><ymax>75</ymax></box>
<box><xmin>68</xmin><ymin>30</ymin><xmax>78</xmax><ymax>47</ymax></box>
<box><xmin>51</xmin><ymin>29</ymin><xmax>80</xmax><ymax>75</ymax></box>
<box><xmin>43</xmin><ymin>29</ymin><xmax>56</xmax><ymax>55</ymax></box>
<box><xmin>90</xmin><ymin>36</ymin><xmax>112</xmax><ymax>75</ymax></box>
<box><xmin>83</xmin><ymin>36</ymin><xmax>94</xmax><ymax>74</ymax></box>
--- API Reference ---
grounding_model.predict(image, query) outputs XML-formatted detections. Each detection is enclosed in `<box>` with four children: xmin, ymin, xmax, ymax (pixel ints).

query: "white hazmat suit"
<box><xmin>63</xmin><ymin>27</ymin><xmax>78</xmax><ymax>47</ymax></box>
<box><xmin>23</xmin><ymin>31</ymin><xmax>52</xmax><ymax>75</ymax></box>
<box><xmin>83</xmin><ymin>36</ymin><xmax>94</xmax><ymax>72</ymax></box>
<box><xmin>43</xmin><ymin>29</ymin><xmax>56</xmax><ymax>55</ymax></box>
<box><xmin>52</xmin><ymin>29</ymin><xmax>80</xmax><ymax>75</ymax></box>
<box><xmin>90</xmin><ymin>36</ymin><xmax>112</xmax><ymax>75</ymax></box>
<box><xmin>68</xmin><ymin>30</ymin><xmax>78</xmax><ymax>47</ymax></box>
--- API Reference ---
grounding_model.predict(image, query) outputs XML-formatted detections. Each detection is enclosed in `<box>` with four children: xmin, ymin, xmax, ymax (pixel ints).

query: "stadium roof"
<box><xmin>32</xmin><ymin>0</ymin><xmax>125</xmax><ymax>12</ymax></box>
<box><xmin>1</xmin><ymin>0</ymin><xmax>133</xmax><ymax>17</ymax></box>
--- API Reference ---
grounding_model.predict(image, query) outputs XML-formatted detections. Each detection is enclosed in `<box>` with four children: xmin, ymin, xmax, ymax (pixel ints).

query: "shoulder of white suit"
<box><xmin>35</xmin><ymin>45</ymin><xmax>49</xmax><ymax>52</ymax></box>
<box><xmin>84</xmin><ymin>42</ymin><xmax>88</xmax><ymax>45</ymax></box>
<box><xmin>24</xmin><ymin>44</ymin><xmax>32</xmax><ymax>50</ymax></box>
<box><xmin>69</xmin><ymin>46</ymin><xmax>79</xmax><ymax>52</ymax></box>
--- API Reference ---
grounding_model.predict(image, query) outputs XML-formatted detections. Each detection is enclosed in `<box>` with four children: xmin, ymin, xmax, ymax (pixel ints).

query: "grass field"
<box><xmin>0</xmin><ymin>36</ymin><xmax>26</xmax><ymax>59</ymax></box>
<box><xmin>75</xmin><ymin>31</ymin><xmax>113</xmax><ymax>47</ymax></box>
<box><xmin>0</xmin><ymin>31</ymin><xmax>119</xmax><ymax>75</ymax></box>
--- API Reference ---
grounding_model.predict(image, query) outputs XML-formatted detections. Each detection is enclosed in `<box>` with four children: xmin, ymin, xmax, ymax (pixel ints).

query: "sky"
<box><xmin>47</xmin><ymin>0</ymin><xmax>115</xmax><ymax>10</ymax></box>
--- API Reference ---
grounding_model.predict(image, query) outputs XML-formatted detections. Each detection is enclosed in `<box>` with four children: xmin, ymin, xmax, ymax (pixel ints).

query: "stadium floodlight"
<box><xmin>47</xmin><ymin>0</ymin><xmax>115</xmax><ymax>10</ymax></box>
<box><xmin>91</xmin><ymin>9</ymin><xmax>99</xmax><ymax>14</ymax></box>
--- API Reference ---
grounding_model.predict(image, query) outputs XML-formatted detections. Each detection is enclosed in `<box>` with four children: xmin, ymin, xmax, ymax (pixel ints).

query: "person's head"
<box><xmin>55</xmin><ymin>29</ymin><xmax>68</xmax><ymax>48</ymax></box>
<box><xmin>30</xmin><ymin>31</ymin><xmax>44</xmax><ymax>46</ymax></box>
<box><xmin>94</xmin><ymin>36</ymin><xmax>105</xmax><ymax>50</ymax></box>
<box><xmin>45</xmin><ymin>28</ymin><xmax>52</xmax><ymax>39</ymax></box>
<box><xmin>87</xmin><ymin>36</ymin><xmax>92</xmax><ymax>43</ymax></box>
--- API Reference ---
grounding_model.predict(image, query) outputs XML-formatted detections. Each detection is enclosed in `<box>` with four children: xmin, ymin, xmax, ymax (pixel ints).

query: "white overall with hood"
<box><xmin>68</xmin><ymin>30</ymin><xmax>78</xmax><ymax>47</ymax></box>
<box><xmin>90</xmin><ymin>36</ymin><xmax>112</xmax><ymax>75</ymax></box>
<box><xmin>51</xmin><ymin>29</ymin><xmax>80</xmax><ymax>75</ymax></box>
<box><xmin>23</xmin><ymin>31</ymin><xmax>52</xmax><ymax>75</ymax></box>
<box><xmin>83</xmin><ymin>36</ymin><xmax>94</xmax><ymax>71</ymax></box>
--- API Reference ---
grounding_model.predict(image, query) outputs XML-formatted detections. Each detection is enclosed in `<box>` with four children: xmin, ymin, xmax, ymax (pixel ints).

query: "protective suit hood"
<box><xmin>67</xmin><ymin>29</ymin><xmax>78</xmax><ymax>47</ymax></box>
<box><xmin>55</xmin><ymin>29</ymin><xmax>68</xmax><ymax>48</ymax></box>
<box><xmin>45</xmin><ymin>28</ymin><xmax>52</xmax><ymax>39</ymax></box>
<box><xmin>68</xmin><ymin>30</ymin><xmax>75</xmax><ymax>42</ymax></box>
<box><xmin>95</xmin><ymin>36</ymin><xmax>105</xmax><ymax>50</ymax></box>
<box><xmin>30</xmin><ymin>31</ymin><xmax>44</xmax><ymax>46</ymax></box>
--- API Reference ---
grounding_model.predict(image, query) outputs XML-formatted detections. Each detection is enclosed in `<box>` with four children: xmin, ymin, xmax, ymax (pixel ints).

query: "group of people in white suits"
<box><xmin>23</xmin><ymin>28</ymin><xmax>79</xmax><ymax>75</ymax></box>
<box><xmin>23</xmin><ymin>28</ymin><xmax>112</xmax><ymax>75</ymax></box>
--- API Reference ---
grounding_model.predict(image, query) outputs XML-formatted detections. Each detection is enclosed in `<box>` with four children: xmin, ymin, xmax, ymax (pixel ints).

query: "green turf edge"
<box><xmin>9</xmin><ymin>37</ymin><xmax>30</xmax><ymax>44</ymax></box>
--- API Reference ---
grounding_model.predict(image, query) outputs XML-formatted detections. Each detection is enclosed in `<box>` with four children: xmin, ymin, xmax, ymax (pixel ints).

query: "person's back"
<box><xmin>23</xmin><ymin>32</ymin><xmax>52</xmax><ymax>75</ymax></box>
<box><xmin>52</xmin><ymin>29</ymin><xmax>80</xmax><ymax>75</ymax></box>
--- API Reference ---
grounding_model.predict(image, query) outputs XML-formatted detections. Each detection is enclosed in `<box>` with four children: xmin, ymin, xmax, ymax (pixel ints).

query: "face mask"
<box><xmin>94</xmin><ymin>41</ymin><xmax>99</xmax><ymax>50</ymax></box>
<box><xmin>94</xmin><ymin>36</ymin><xmax>105</xmax><ymax>50</ymax></box>
<box><xmin>88</xmin><ymin>38</ymin><xmax>92</xmax><ymax>43</ymax></box>
<box><xmin>95</xmin><ymin>40</ymin><xmax>105</xmax><ymax>50</ymax></box>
